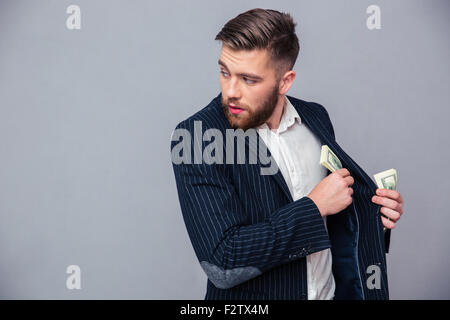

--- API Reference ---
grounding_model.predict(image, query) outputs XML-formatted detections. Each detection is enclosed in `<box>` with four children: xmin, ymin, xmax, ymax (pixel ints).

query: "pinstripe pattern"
<box><xmin>171</xmin><ymin>92</ymin><xmax>390</xmax><ymax>300</ymax></box>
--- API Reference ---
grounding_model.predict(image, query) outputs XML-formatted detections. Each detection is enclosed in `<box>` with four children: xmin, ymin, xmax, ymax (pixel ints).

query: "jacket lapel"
<box><xmin>265</xmin><ymin>149</ymin><xmax>294</xmax><ymax>202</ymax></box>
<box><xmin>214</xmin><ymin>92</ymin><xmax>294</xmax><ymax>203</ymax></box>
<box><xmin>243</xmin><ymin>122</ymin><xmax>294</xmax><ymax>202</ymax></box>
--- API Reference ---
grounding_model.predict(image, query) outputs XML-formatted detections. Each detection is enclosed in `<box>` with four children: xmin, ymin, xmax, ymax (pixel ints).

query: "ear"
<box><xmin>278</xmin><ymin>70</ymin><xmax>296</xmax><ymax>95</ymax></box>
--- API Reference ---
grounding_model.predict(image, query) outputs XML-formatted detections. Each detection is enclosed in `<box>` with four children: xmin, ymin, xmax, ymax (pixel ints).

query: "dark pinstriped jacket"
<box><xmin>171</xmin><ymin>92</ymin><xmax>390</xmax><ymax>300</ymax></box>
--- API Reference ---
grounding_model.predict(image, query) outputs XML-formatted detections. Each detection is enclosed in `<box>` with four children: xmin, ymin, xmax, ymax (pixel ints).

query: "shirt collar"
<box><xmin>257</xmin><ymin>96</ymin><xmax>301</xmax><ymax>133</ymax></box>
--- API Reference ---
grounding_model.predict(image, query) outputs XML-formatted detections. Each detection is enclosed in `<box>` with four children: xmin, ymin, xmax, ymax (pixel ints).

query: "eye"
<box><xmin>220</xmin><ymin>70</ymin><xmax>229</xmax><ymax>77</ymax></box>
<box><xmin>243</xmin><ymin>77</ymin><xmax>256</xmax><ymax>84</ymax></box>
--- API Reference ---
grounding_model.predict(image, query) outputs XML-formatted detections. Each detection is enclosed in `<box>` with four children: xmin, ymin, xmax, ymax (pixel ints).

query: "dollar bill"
<box><xmin>320</xmin><ymin>145</ymin><xmax>342</xmax><ymax>172</ymax></box>
<box><xmin>374</xmin><ymin>168</ymin><xmax>397</xmax><ymax>190</ymax></box>
<box><xmin>373</xmin><ymin>168</ymin><xmax>398</xmax><ymax>232</ymax></box>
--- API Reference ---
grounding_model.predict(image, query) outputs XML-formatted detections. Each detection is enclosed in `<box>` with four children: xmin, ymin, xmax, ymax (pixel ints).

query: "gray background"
<box><xmin>0</xmin><ymin>0</ymin><xmax>448</xmax><ymax>299</ymax></box>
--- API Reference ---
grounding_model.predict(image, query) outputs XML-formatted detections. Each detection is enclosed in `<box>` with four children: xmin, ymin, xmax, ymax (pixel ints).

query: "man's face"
<box><xmin>218</xmin><ymin>45</ymin><xmax>281</xmax><ymax>130</ymax></box>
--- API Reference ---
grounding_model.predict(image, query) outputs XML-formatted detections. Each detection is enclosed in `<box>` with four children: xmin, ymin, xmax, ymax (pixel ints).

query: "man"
<box><xmin>170</xmin><ymin>8</ymin><xmax>404</xmax><ymax>300</ymax></box>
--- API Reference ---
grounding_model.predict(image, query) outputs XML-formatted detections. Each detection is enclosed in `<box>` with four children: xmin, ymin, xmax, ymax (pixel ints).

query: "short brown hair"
<box><xmin>215</xmin><ymin>8</ymin><xmax>300</xmax><ymax>79</ymax></box>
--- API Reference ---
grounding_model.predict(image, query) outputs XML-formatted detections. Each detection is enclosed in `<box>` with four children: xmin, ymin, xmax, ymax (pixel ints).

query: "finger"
<box><xmin>380</xmin><ymin>206</ymin><xmax>400</xmax><ymax>222</ymax></box>
<box><xmin>376</xmin><ymin>189</ymin><xmax>403</xmax><ymax>204</ymax></box>
<box><xmin>335</xmin><ymin>168</ymin><xmax>350</xmax><ymax>177</ymax></box>
<box><xmin>348</xmin><ymin>187</ymin><xmax>354</xmax><ymax>196</ymax></box>
<box><xmin>344</xmin><ymin>175</ymin><xmax>354</xmax><ymax>187</ymax></box>
<box><xmin>381</xmin><ymin>216</ymin><xmax>396</xmax><ymax>229</ymax></box>
<box><xmin>371</xmin><ymin>195</ymin><xmax>402</xmax><ymax>212</ymax></box>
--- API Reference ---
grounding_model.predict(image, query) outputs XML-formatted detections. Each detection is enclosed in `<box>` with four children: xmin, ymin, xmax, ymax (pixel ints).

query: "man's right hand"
<box><xmin>307</xmin><ymin>168</ymin><xmax>354</xmax><ymax>217</ymax></box>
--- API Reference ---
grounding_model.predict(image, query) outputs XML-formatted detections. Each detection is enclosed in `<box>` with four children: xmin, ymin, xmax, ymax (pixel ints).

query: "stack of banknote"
<box><xmin>373</xmin><ymin>168</ymin><xmax>397</xmax><ymax>191</ymax></box>
<box><xmin>319</xmin><ymin>145</ymin><xmax>342</xmax><ymax>172</ymax></box>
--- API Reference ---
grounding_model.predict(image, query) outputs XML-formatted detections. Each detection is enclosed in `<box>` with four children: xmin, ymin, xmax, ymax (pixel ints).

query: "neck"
<box><xmin>265</xmin><ymin>96</ymin><xmax>286</xmax><ymax>131</ymax></box>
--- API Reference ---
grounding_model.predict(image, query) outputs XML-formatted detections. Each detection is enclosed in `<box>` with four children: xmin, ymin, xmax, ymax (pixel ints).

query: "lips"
<box><xmin>229</xmin><ymin>104</ymin><xmax>244</xmax><ymax>115</ymax></box>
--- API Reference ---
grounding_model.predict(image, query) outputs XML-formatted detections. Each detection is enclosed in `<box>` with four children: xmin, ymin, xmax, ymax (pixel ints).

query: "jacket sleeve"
<box><xmin>170</xmin><ymin>119</ymin><xmax>332</xmax><ymax>289</ymax></box>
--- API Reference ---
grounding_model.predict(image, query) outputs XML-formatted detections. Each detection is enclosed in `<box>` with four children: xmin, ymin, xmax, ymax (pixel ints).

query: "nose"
<box><xmin>225</xmin><ymin>77</ymin><xmax>241</xmax><ymax>101</ymax></box>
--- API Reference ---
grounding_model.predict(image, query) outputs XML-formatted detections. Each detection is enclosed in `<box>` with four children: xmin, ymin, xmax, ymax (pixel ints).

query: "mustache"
<box><xmin>226</xmin><ymin>100</ymin><xmax>246</xmax><ymax>109</ymax></box>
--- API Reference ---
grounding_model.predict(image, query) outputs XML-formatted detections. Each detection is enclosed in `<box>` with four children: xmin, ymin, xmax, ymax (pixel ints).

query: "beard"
<box><xmin>222</xmin><ymin>85</ymin><xmax>279</xmax><ymax>131</ymax></box>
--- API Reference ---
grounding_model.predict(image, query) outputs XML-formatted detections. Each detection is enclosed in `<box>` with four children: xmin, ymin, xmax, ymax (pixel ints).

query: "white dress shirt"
<box><xmin>257</xmin><ymin>96</ymin><xmax>335</xmax><ymax>300</ymax></box>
